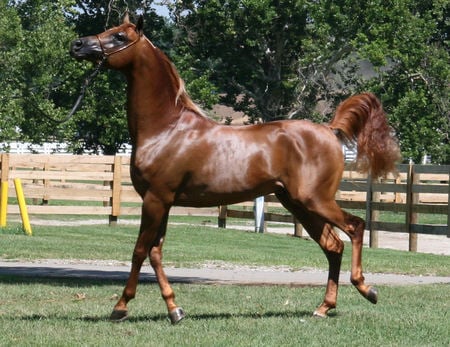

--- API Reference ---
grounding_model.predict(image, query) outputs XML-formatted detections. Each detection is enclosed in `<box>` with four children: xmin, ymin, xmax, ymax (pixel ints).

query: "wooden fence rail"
<box><xmin>1</xmin><ymin>154</ymin><xmax>449</xmax><ymax>250</ymax></box>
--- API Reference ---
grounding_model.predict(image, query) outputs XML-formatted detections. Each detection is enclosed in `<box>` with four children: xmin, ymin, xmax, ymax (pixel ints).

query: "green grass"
<box><xmin>1</xmin><ymin>222</ymin><xmax>449</xmax><ymax>276</ymax></box>
<box><xmin>0</xmin><ymin>277</ymin><xmax>448</xmax><ymax>346</ymax></box>
<box><xmin>1</xmin><ymin>222</ymin><xmax>449</xmax><ymax>346</ymax></box>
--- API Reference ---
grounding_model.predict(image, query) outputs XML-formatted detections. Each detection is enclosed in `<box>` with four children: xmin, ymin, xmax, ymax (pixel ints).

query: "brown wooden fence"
<box><xmin>0</xmin><ymin>154</ymin><xmax>218</xmax><ymax>223</ymax></box>
<box><xmin>1</xmin><ymin>154</ymin><xmax>449</xmax><ymax>248</ymax></box>
<box><xmin>337</xmin><ymin>163</ymin><xmax>449</xmax><ymax>250</ymax></box>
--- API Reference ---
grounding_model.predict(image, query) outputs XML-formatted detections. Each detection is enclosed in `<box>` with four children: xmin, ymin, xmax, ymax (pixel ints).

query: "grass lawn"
<box><xmin>1</xmin><ymin>221</ymin><xmax>449</xmax><ymax>346</ymax></box>
<box><xmin>1</xmin><ymin>222</ymin><xmax>449</xmax><ymax>276</ymax></box>
<box><xmin>0</xmin><ymin>277</ymin><xmax>448</xmax><ymax>346</ymax></box>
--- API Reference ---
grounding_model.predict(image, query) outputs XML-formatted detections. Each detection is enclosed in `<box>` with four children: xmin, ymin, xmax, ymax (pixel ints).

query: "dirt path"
<box><xmin>1</xmin><ymin>259</ymin><xmax>449</xmax><ymax>286</ymax></box>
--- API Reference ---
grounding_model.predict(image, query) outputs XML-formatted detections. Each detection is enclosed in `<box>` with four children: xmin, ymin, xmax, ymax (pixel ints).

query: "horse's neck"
<box><xmin>125</xmin><ymin>65</ymin><xmax>181</xmax><ymax>147</ymax></box>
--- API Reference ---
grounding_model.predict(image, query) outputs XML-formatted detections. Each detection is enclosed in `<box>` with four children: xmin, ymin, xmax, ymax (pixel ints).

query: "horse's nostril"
<box><xmin>70</xmin><ymin>39</ymin><xmax>84</xmax><ymax>57</ymax></box>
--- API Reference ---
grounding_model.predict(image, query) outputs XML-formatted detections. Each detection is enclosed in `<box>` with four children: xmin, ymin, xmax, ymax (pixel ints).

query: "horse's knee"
<box><xmin>348</xmin><ymin>214</ymin><xmax>365</xmax><ymax>231</ymax></box>
<box><xmin>149</xmin><ymin>249</ymin><xmax>162</xmax><ymax>268</ymax></box>
<box><xmin>149</xmin><ymin>238</ymin><xmax>165</xmax><ymax>266</ymax></box>
<box><xmin>132</xmin><ymin>248</ymin><xmax>147</xmax><ymax>264</ymax></box>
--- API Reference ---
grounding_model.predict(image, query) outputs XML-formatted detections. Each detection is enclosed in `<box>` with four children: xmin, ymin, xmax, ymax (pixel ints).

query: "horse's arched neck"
<box><xmin>123</xmin><ymin>38</ymin><xmax>182</xmax><ymax>147</ymax></box>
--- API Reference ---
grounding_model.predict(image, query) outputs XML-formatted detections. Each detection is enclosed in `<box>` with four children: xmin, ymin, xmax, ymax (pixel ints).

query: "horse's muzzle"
<box><xmin>70</xmin><ymin>37</ymin><xmax>103</xmax><ymax>61</ymax></box>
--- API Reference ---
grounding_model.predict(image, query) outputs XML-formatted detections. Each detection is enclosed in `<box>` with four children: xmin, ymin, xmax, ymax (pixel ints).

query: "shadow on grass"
<box><xmin>0</xmin><ymin>269</ymin><xmax>231</xmax><ymax>287</ymax></box>
<box><xmin>0</xmin><ymin>274</ymin><xmax>129</xmax><ymax>287</ymax></box>
<box><xmin>17</xmin><ymin>309</ymin><xmax>318</xmax><ymax>324</ymax></box>
<box><xmin>4</xmin><ymin>274</ymin><xmax>332</xmax><ymax>324</ymax></box>
<box><xmin>0</xmin><ymin>268</ymin><xmax>324</xmax><ymax>288</ymax></box>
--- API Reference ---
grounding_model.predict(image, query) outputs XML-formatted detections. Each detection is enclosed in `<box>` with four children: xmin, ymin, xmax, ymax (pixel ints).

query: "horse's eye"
<box><xmin>114</xmin><ymin>32</ymin><xmax>127</xmax><ymax>42</ymax></box>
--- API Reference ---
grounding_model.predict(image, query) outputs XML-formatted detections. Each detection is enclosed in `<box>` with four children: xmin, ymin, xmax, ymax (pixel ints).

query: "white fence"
<box><xmin>0</xmin><ymin>142</ymin><xmax>132</xmax><ymax>155</ymax></box>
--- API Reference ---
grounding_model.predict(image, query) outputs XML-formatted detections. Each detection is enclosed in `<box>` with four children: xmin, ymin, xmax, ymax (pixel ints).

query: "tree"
<box><xmin>171</xmin><ymin>0</ymin><xmax>449</xmax><ymax>163</ymax></box>
<box><xmin>172</xmin><ymin>0</ymin><xmax>307</xmax><ymax>122</ymax></box>
<box><xmin>2</xmin><ymin>0</ymin><xmax>448</xmax><ymax>162</ymax></box>
<box><xmin>352</xmin><ymin>0</ymin><xmax>449</xmax><ymax>163</ymax></box>
<box><xmin>0</xmin><ymin>0</ymin><xmax>24</xmax><ymax>143</ymax></box>
<box><xmin>0</xmin><ymin>0</ymin><xmax>89</xmax><ymax>149</ymax></box>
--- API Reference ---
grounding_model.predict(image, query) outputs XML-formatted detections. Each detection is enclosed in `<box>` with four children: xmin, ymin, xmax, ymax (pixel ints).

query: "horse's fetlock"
<box><xmin>350</xmin><ymin>274</ymin><xmax>365</xmax><ymax>287</ymax></box>
<box><xmin>162</xmin><ymin>290</ymin><xmax>175</xmax><ymax>302</ymax></box>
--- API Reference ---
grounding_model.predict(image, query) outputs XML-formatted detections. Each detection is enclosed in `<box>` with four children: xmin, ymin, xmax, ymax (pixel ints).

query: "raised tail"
<box><xmin>329</xmin><ymin>93</ymin><xmax>401</xmax><ymax>178</ymax></box>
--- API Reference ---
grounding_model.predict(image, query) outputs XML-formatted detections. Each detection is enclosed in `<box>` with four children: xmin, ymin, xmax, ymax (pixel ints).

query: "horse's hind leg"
<box><xmin>276</xmin><ymin>192</ymin><xmax>344</xmax><ymax>317</ymax></box>
<box><xmin>305</xmin><ymin>218</ymin><xmax>345</xmax><ymax>317</ymax></box>
<box><xmin>306</xmin><ymin>199</ymin><xmax>378</xmax><ymax>305</ymax></box>
<box><xmin>339</xmin><ymin>210</ymin><xmax>378</xmax><ymax>304</ymax></box>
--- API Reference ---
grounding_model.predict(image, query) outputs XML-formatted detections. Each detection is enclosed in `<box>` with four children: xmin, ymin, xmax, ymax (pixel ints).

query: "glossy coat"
<box><xmin>70</xmin><ymin>15</ymin><xmax>401</xmax><ymax>323</ymax></box>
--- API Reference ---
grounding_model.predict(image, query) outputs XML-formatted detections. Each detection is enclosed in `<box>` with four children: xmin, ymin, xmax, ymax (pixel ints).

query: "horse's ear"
<box><xmin>136</xmin><ymin>15</ymin><xmax>144</xmax><ymax>36</ymax></box>
<box><xmin>123</xmin><ymin>12</ymin><xmax>130</xmax><ymax>24</ymax></box>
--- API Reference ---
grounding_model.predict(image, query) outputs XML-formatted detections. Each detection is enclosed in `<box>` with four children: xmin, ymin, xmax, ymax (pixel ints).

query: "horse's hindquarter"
<box><xmin>278</xmin><ymin>121</ymin><xmax>345</xmax><ymax>203</ymax></box>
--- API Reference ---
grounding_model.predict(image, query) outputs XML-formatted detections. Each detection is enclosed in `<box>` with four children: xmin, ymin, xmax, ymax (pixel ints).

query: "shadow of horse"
<box><xmin>18</xmin><ymin>309</ymin><xmax>327</xmax><ymax>324</ymax></box>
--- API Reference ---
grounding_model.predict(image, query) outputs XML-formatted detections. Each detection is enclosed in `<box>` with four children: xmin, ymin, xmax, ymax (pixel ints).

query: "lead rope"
<box><xmin>66</xmin><ymin>57</ymin><xmax>107</xmax><ymax>120</ymax></box>
<box><xmin>41</xmin><ymin>56</ymin><xmax>106</xmax><ymax>124</ymax></box>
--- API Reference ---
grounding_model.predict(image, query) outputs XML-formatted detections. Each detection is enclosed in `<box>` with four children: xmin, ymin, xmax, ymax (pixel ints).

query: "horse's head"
<box><xmin>70</xmin><ymin>13</ymin><xmax>144</xmax><ymax>69</ymax></box>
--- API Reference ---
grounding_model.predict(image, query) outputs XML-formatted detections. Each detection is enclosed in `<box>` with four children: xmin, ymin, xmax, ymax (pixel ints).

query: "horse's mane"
<box><xmin>174</xmin><ymin>75</ymin><xmax>207</xmax><ymax>117</ymax></box>
<box><xmin>150</xmin><ymin>39</ymin><xmax>206</xmax><ymax>117</ymax></box>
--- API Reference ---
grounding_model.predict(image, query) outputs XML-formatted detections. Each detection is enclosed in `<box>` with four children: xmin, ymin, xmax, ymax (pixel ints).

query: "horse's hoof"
<box><xmin>312</xmin><ymin>310</ymin><xmax>327</xmax><ymax>318</ymax></box>
<box><xmin>169</xmin><ymin>307</ymin><xmax>185</xmax><ymax>325</ymax></box>
<box><xmin>110</xmin><ymin>309</ymin><xmax>129</xmax><ymax>322</ymax></box>
<box><xmin>367</xmin><ymin>286</ymin><xmax>378</xmax><ymax>304</ymax></box>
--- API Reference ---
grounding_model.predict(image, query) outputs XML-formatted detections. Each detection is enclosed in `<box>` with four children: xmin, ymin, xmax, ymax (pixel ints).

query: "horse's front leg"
<box><xmin>149</xmin><ymin>234</ymin><xmax>185</xmax><ymax>324</ymax></box>
<box><xmin>110</xmin><ymin>193</ymin><xmax>171</xmax><ymax>322</ymax></box>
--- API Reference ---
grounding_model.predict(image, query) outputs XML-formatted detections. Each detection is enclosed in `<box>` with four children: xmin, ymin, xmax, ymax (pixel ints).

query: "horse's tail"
<box><xmin>329</xmin><ymin>92</ymin><xmax>401</xmax><ymax>179</ymax></box>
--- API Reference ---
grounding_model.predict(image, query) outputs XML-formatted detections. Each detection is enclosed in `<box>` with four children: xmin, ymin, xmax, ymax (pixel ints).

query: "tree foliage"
<box><xmin>0</xmin><ymin>1</ymin><xmax>24</xmax><ymax>142</ymax></box>
<box><xmin>172</xmin><ymin>0</ymin><xmax>307</xmax><ymax>122</ymax></box>
<box><xmin>171</xmin><ymin>0</ymin><xmax>449</xmax><ymax>163</ymax></box>
<box><xmin>0</xmin><ymin>0</ymin><xmax>448</xmax><ymax>163</ymax></box>
<box><xmin>352</xmin><ymin>0</ymin><xmax>449</xmax><ymax>163</ymax></box>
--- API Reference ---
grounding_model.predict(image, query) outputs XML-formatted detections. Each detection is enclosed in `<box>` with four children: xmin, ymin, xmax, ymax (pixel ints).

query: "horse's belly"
<box><xmin>173</xmin><ymin>180</ymin><xmax>282</xmax><ymax>207</ymax></box>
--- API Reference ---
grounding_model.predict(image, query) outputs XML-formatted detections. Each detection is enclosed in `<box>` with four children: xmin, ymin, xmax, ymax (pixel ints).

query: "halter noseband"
<box><xmin>96</xmin><ymin>33</ymin><xmax>141</xmax><ymax>58</ymax></box>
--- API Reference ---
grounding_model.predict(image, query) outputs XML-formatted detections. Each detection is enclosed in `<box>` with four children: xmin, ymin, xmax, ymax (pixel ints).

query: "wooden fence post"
<box><xmin>43</xmin><ymin>163</ymin><xmax>50</xmax><ymax>205</ymax></box>
<box><xmin>0</xmin><ymin>153</ymin><xmax>9</xmax><ymax>183</ymax></box>
<box><xmin>294</xmin><ymin>219</ymin><xmax>303</xmax><ymax>237</ymax></box>
<box><xmin>365</xmin><ymin>174</ymin><xmax>379</xmax><ymax>248</ymax></box>
<box><xmin>218</xmin><ymin>205</ymin><xmax>227</xmax><ymax>228</ymax></box>
<box><xmin>447</xmin><ymin>174</ymin><xmax>450</xmax><ymax>238</ymax></box>
<box><xmin>371</xmin><ymin>184</ymin><xmax>380</xmax><ymax>248</ymax></box>
<box><xmin>406</xmin><ymin>163</ymin><xmax>418</xmax><ymax>252</ymax></box>
<box><xmin>0</xmin><ymin>154</ymin><xmax>10</xmax><ymax>227</ymax></box>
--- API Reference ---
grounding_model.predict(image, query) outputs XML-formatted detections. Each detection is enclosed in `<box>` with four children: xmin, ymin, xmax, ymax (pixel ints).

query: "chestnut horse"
<box><xmin>70</xmin><ymin>15</ymin><xmax>400</xmax><ymax>324</ymax></box>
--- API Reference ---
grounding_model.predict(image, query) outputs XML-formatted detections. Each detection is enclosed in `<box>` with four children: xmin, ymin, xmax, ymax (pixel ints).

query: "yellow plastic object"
<box><xmin>14</xmin><ymin>178</ymin><xmax>32</xmax><ymax>235</ymax></box>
